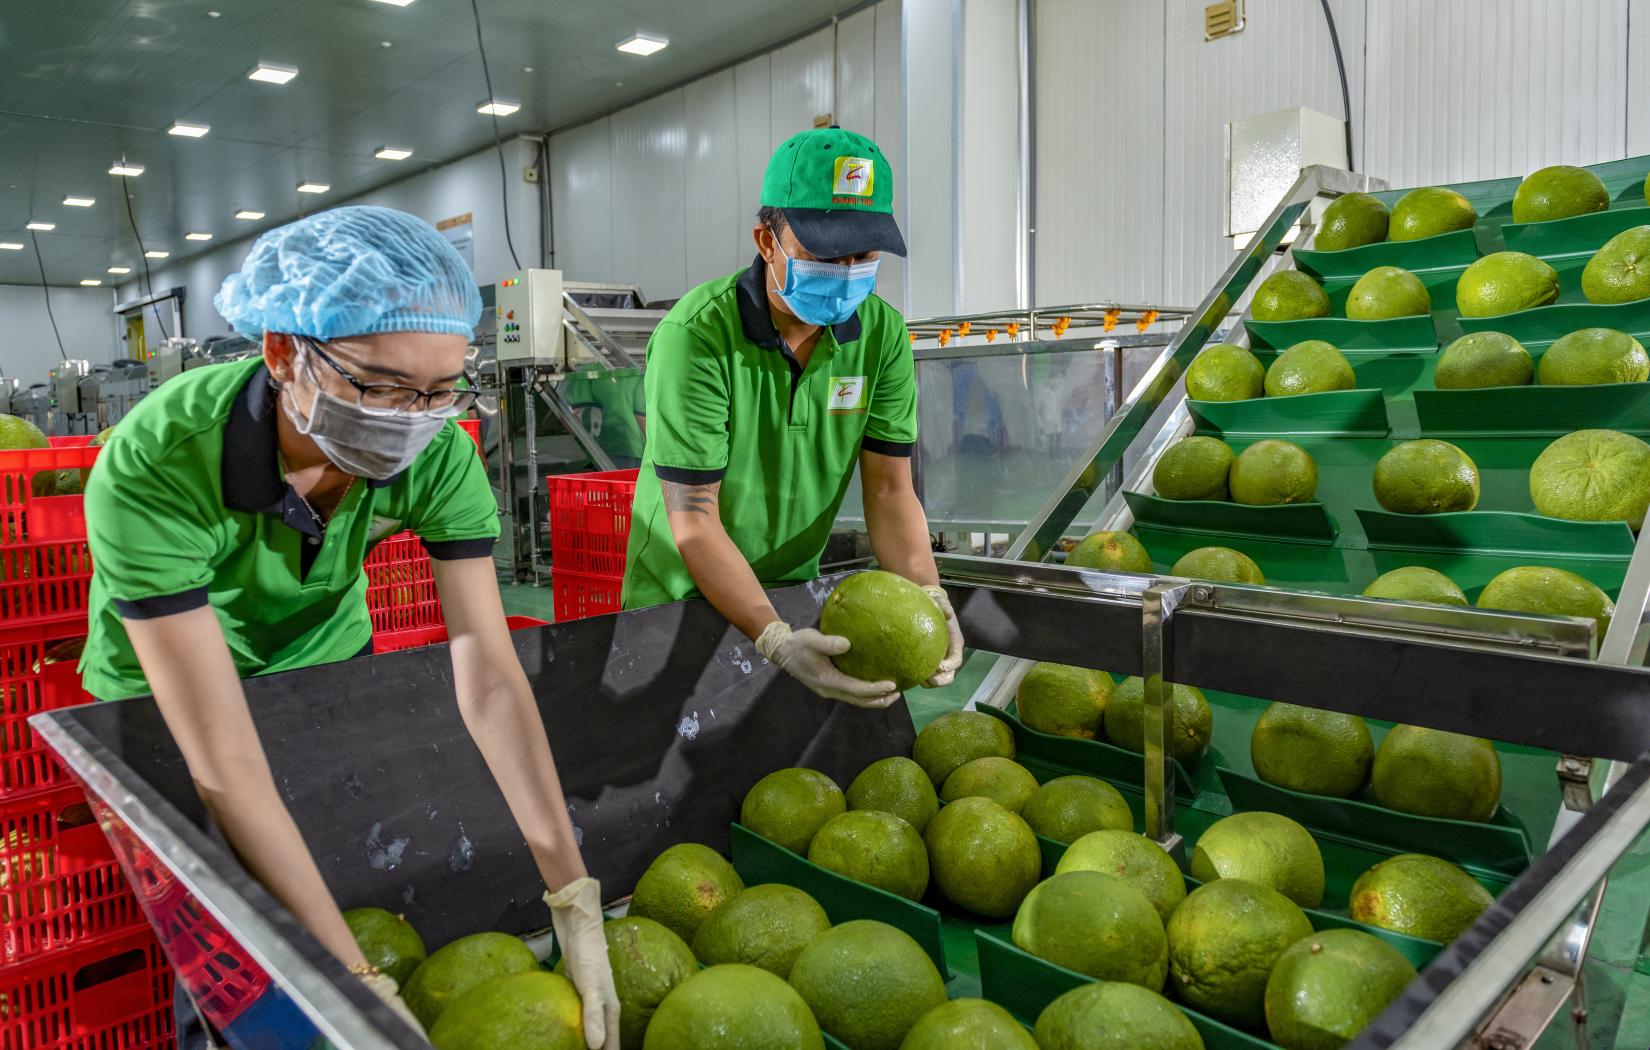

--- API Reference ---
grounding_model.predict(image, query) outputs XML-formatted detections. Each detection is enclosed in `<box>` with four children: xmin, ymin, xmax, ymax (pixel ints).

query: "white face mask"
<box><xmin>279</xmin><ymin>358</ymin><xmax>446</xmax><ymax>479</ymax></box>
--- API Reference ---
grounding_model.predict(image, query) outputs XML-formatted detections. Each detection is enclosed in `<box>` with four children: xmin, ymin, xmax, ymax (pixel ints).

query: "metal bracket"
<box><xmin>1557</xmin><ymin>755</ymin><xmax>1594</xmax><ymax>814</ymax></box>
<box><xmin>1142</xmin><ymin>580</ymin><xmax>1199</xmax><ymax>850</ymax></box>
<box><xmin>1470</xmin><ymin>965</ymin><xmax>1576</xmax><ymax>1050</ymax></box>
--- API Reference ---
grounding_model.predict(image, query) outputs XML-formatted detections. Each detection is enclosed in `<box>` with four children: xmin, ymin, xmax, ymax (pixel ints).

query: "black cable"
<box><xmin>29</xmin><ymin>231</ymin><xmax>68</xmax><ymax>361</ymax></box>
<box><xmin>120</xmin><ymin>176</ymin><xmax>172</xmax><ymax>342</ymax></box>
<box><xmin>469</xmin><ymin>0</ymin><xmax>522</xmax><ymax>271</ymax></box>
<box><xmin>1318</xmin><ymin>0</ymin><xmax>1355</xmax><ymax>173</ymax></box>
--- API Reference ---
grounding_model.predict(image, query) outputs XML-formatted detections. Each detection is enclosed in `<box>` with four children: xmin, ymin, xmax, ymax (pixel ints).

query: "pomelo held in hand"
<box><xmin>820</xmin><ymin>571</ymin><xmax>947</xmax><ymax>690</ymax></box>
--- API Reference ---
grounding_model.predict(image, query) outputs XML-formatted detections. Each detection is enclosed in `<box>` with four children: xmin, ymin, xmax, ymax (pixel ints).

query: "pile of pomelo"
<box><xmin>1153</xmin><ymin>435</ymin><xmax>1319</xmax><ymax>507</ymax></box>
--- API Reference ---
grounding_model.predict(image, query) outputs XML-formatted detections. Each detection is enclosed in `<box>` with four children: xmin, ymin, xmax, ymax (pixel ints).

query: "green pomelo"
<box><xmin>1581</xmin><ymin>226</ymin><xmax>1650</xmax><ymax>304</ymax></box>
<box><xmin>1530</xmin><ymin>428</ymin><xmax>1650</xmax><ymax>528</ymax></box>
<box><xmin>939</xmin><ymin>756</ymin><xmax>1039</xmax><ymax>814</ymax></box>
<box><xmin>1389</xmin><ymin>186</ymin><xmax>1477</xmax><ymax>241</ymax></box>
<box><xmin>807</xmin><ymin>810</ymin><xmax>929</xmax><ymax>900</ymax></box>
<box><xmin>1346</xmin><ymin>265</ymin><xmax>1431</xmax><ymax>320</ymax></box>
<box><xmin>923</xmin><ymin>796</ymin><xmax>1042</xmax><ymax>918</ymax></box>
<box><xmin>1371</xmin><ymin>726</ymin><xmax>1502</xmax><ymax>822</ymax></box>
<box><xmin>1645</xmin><ymin>171</ymin><xmax>1650</xmax><ymax>206</ymax></box>
<box><xmin>1017</xmin><ymin>662</ymin><xmax>1114</xmax><ymax>739</ymax></box>
<box><xmin>1103</xmin><ymin>676</ymin><xmax>1214</xmax><ymax>766</ymax></box>
<box><xmin>1455</xmin><ymin>251</ymin><xmax>1560</xmax><ymax>317</ymax></box>
<box><xmin>1167</xmin><ymin>878</ymin><xmax>1314</xmax><ymax>1028</ymax></box>
<box><xmin>1153</xmin><ymin>436</ymin><xmax>1235</xmax><ymax>501</ymax></box>
<box><xmin>1512</xmin><ymin>164</ymin><xmax>1610</xmax><ymax>224</ymax></box>
<box><xmin>819</xmin><ymin>570</ymin><xmax>947</xmax><ymax>690</ymax></box>
<box><xmin>740</xmin><ymin>767</ymin><xmax>846</xmax><ymax>854</ymax></box>
<box><xmin>52</xmin><ymin>469</ymin><xmax>83</xmax><ymax>496</ymax></box>
<box><xmin>912</xmin><ymin>711</ymin><xmax>1015</xmax><ymax>787</ymax></box>
<box><xmin>1229</xmin><ymin>439</ymin><xmax>1318</xmax><ymax>506</ymax></box>
<box><xmin>428</xmin><ymin>971</ymin><xmax>583</xmax><ymax>1050</ymax></box>
<box><xmin>1187</xmin><ymin>344</ymin><xmax>1267</xmax><ymax>402</ymax></box>
<box><xmin>1362</xmin><ymin>566</ymin><xmax>1469</xmax><ymax>606</ymax></box>
<box><xmin>1011</xmin><ymin>871</ymin><xmax>1167</xmax><ymax>990</ymax></box>
<box><xmin>1372</xmin><ymin>439</ymin><xmax>1480</xmax><ymax>514</ymax></box>
<box><xmin>898</xmin><ymin>998</ymin><xmax>1038</xmax><ymax>1050</ymax></box>
<box><xmin>1055</xmin><ymin>829</ymin><xmax>1187</xmax><ymax>922</ymax></box>
<box><xmin>554</xmin><ymin>916</ymin><xmax>695</xmax><ymax>1048</ymax></box>
<box><xmin>1477</xmin><ymin>565</ymin><xmax>1614</xmax><ymax>639</ymax></box>
<box><xmin>846</xmin><ymin>756</ymin><xmax>940</xmax><ymax>834</ymax></box>
<box><xmin>0</xmin><ymin>414</ymin><xmax>52</xmax><ymax>498</ymax></box>
<box><xmin>1264</xmin><ymin>929</ymin><xmax>1417</xmax><ymax>1050</ymax></box>
<box><xmin>645</xmin><ymin>963</ymin><xmax>823</xmax><ymax>1050</ymax></box>
<box><xmin>402</xmin><ymin>932</ymin><xmax>538</xmax><ymax>1029</ymax></box>
<box><xmin>788</xmin><ymin>920</ymin><xmax>947</xmax><ymax>1050</ymax></box>
<box><xmin>1021</xmin><ymin>776</ymin><xmax>1133</xmax><ymax>846</ymax></box>
<box><xmin>1250</xmin><ymin>272</ymin><xmax>1330</xmax><ymax>323</ymax></box>
<box><xmin>1349</xmin><ymin>853</ymin><xmax>1494</xmax><ymax>943</ymax></box>
<box><xmin>1190</xmin><ymin>812</ymin><xmax>1325</xmax><ymax>908</ymax></box>
<box><xmin>1537</xmin><ymin>327</ymin><xmax>1650</xmax><ymax>386</ymax></box>
<box><xmin>343</xmin><ymin>907</ymin><xmax>427</xmax><ymax>986</ymax></box>
<box><xmin>629</xmin><ymin>842</ymin><xmax>745</xmax><ymax>945</ymax></box>
<box><xmin>691</xmin><ymin>883</ymin><xmax>830</xmax><ymax>978</ymax></box>
<box><xmin>1264</xmin><ymin>341</ymin><xmax>1356</xmax><ymax>398</ymax></box>
<box><xmin>1315</xmin><ymin>192</ymin><xmax>1389</xmax><ymax>251</ymax></box>
<box><xmin>1169</xmin><ymin>547</ymin><xmax>1265</xmax><ymax>585</ymax></box>
<box><xmin>1034</xmin><ymin>982</ymin><xmax>1204</xmax><ymax>1050</ymax></box>
<box><xmin>1434</xmin><ymin>332</ymin><xmax>1533</xmax><ymax>389</ymax></box>
<box><xmin>81</xmin><ymin>424</ymin><xmax>117</xmax><ymax>486</ymax></box>
<box><xmin>1067</xmin><ymin>530</ymin><xmax>1153</xmax><ymax>573</ymax></box>
<box><xmin>1251</xmin><ymin>703</ymin><xmax>1374</xmax><ymax>798</ymax></box>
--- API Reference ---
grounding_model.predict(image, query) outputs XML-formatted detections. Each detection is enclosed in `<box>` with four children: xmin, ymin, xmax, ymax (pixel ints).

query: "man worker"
<box><xmin>621</xmin><ymin>127</ymin><xmax>963</xmax><ymax>706</ymax></box>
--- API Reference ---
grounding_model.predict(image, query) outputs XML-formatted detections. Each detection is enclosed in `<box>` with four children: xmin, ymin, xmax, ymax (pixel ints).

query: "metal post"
<box><xmin>1141</xmin><ymin>580</ymin><xmax>1192</xmax><ymax>851</ymax></box>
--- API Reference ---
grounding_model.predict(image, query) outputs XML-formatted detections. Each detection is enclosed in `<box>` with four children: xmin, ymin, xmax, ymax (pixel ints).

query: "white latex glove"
<box><xmin>546</xmin><ymin>877</ymin><xmax>620</xmax><ymax>1050</ymax></box>
<box><xmin>359</xmin><ymin>971</ymin><xmax>424</xmax><ymax>1035</ymax></box>
<box><xmin>921</xmin><ymin>585</ymin><xmax>965</xmax><ymax>688</ymax></box>
<box><xmin>755</xmin><ymin>621</ymin><xmax>900</xmax><ymax>709</ymax></box>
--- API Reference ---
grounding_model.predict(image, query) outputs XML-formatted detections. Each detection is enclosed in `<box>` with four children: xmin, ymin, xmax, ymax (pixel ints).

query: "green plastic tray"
<box><xmin>1356</xmin><ymin>507</ymin><xmax>1638</xmax><ymax>559</ymax></box>
<box><xmin>1215</xmin><ymin>767</ymin><xmax>1533</xmax><ymax>876</ymax></box>
<box><xmin>982</xmin><ymin>702</ymin><xmax>1199</xmax><ymax>801</ymax></box>
<box><xmin>1245</xmin><ymin>314</ymin><xmax>1440</xmax><ymax>353</ymax></box>
<box><xmin>1293</xmin><ymin>228</ymin><xmax>1480</xmax><ymax>282</ymax></box>
<box><xmin>1500</xmin><ymin>205</ymin><xmax>1650</xmax><ymax>258</ymax></box>
<box><xmin>1189</xmin><ymin>388</ymin><xmax>1390</xmax><ymax>438</ymax></box>
<box><xmin>1413</xmin><ymin>381</ymin><xmax>1650</xmax><ymax>437</ymax></box>
<box><xmin>1455</xmin><ymin>296</ymin><xmax>1650</xmax><ymax>351</ymax></box>
<box><xmin>1125</xmin><ymin>491</ymin><xmax>1339</xmax><ymax>545</ymax></box>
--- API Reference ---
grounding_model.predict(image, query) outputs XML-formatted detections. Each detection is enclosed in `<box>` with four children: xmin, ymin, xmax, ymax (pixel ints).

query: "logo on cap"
<box><xmin>832</xmin><ymin>156</ymin><xmax>874</xmax><ymax>197</ymax></box>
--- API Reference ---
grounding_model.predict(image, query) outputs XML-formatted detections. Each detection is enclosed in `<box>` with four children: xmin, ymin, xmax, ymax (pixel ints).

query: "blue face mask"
<box><xmin>770</xmin><ymin>240</ymin><xmax>880</xmax><ymax>326</ymax></box>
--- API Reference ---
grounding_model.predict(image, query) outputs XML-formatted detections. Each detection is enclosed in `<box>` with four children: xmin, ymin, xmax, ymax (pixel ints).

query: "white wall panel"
<box><xmin>874</xmin><ymin>0</ymin><xmax>908</xmax><ymax>311</ymax></box>
<box><xmin>550</xmin><ymin>119</ymin><xmax>614</xmax><ymax>284</ymax></box>
<box><xmin>903</xmin><ymin>0</ymin><xmax>957</xmax><ymax>316</ymax></box>
<box><xmin>1627</xmin><ymin>0</ymin><xmax>1650</xmax><ymax>156</ymax></box>
<box><xmin>836</xmin><ymin>8</ymin><xmax>879</xmax><ymax>135</ymax></box>
<box><xmin>959</xmin><ymin>0</ymin><xmax>1022</xmax><ymax>311</ymax></box>
<box><xmin>734</xmin><ymin>54</ymin><xmax>774</xmax><ymax>234</ymax></box>
<box><xmin>770</xmin><ymin>28</ymin><xmax>836</xmax><ymax>147</ymax></box>
<box><xmin>609</xmin><ymin>90</ymin><xmax>689</xmax><ymax>303</ymax></box>
<box><xmin>682</xmin><ymin>71</ymin><xmax>746</xmax><ymax>289</ymax></box>
<box><xmin>0</xmin><ymin>285</ymin><xmax>118</xmax><ymax>378</ymax></box>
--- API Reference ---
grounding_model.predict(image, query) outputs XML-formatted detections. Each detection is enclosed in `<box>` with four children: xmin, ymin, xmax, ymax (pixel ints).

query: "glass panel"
<box><xmin>560</xmin><ymin>367</ymin><xmax>647</xmax><ymax>468</ymax></box>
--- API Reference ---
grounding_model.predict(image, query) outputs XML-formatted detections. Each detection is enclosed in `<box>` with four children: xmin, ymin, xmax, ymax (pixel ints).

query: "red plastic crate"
<box><xmin>144</xmin><ymin>880</ymin><xmax>268</xmax><ymax>1031</ymax></box>
<box><xmin>0</xmin><ymin>623</ymin><xmax>96</xmax><ymax>800</ymax></box>
<box><xmin>1</xmin><ymin>787</ymin><xmax>145</xmax><ymax>963</ymax></box>
<box><xmin>552</xmin><ymin>568</ymin><xmax>623</xmax><ymax>622</ymax></box>
<box><xmin>0</xmin><ymin>924</ymin><xmax>174</xmax><ymax>1050</ymax></box>
<box><xmin>0</xmin><ymin>438</ymin><xmax>100</xmax><ymax>545</ymax></box>
<box><xmin>372</xmin><ymin>615</ymin><xmax>549</xmax><ymax>654</ymax></box>
<box><xmin>547</xmin><ymin>469</ymin><xmax>638</xmax><ymax>577</ymax></box>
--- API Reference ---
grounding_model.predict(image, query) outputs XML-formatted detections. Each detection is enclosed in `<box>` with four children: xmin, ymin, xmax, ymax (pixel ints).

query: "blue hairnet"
<box><xmin>214</xmin><ymin>205</ymin><xmax>483</xmax><ymax>341</ymax></box>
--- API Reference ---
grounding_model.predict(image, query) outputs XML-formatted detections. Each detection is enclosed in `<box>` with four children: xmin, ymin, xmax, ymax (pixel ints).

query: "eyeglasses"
<box><xmin>296</xmin><ymin>337</ymin><xmax>479</xmax><ymax>417</ymax></box>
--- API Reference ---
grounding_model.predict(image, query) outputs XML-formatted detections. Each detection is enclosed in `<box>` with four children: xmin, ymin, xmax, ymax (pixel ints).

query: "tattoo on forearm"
<box><xmin>662</xmin><ymin>480</ymin><xmax>719</xmax><ymax>516</ymax></box>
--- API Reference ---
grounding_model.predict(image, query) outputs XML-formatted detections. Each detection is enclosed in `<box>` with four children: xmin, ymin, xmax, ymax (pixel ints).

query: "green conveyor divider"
<box><xmin>1356</xmin><ymin>508</ymin><xmax>1638</xmax><ymax>559</ymax></box>
<box><xmin>1245</xmin><ymin>314</ymin><xmax>1439</xmax><ymax>353</ymax></box>
<box><xmin>1456</xmin><ymin>296</ymin><xmax>1650</xmax><ymax>351</ymax></box>
<box><xmin>1124</xmin><ymin>492</ymin><xmax>1339</xmax><ymax>545</ymax></box>
<box><xmin>1501</xmin><ymin>204</ymin><xmax>1650</xmax><ymax>257</ymax></box>
<box><xmin>1189</xmin><ymin>388</ymin><xmax>1390</xmax><ymax>438</ymax></box>
<box><xmin>984</xmin><ymin>702</ymin><xmax>1200</xmax><ymax>803</ymax></box>
<box><xmin>1293</xmin><ymin>228</ymin><xmax>1480</xmax><ymax>282</ymax></box>
<box><xmin>1413</xmin><ymin>381</ymin><xmax>1650</xmax><ymax>437</ymax></box>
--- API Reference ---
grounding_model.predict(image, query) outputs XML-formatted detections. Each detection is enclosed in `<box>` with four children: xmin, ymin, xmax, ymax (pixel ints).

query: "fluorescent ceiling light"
<box><xmin>25</xmin><ymin>222</ymin><xmax>55</xmax><ymax>231</ymax></box>
<box><xmin>168</xmin><ymin>121</ymin><xmax>210</xmax><ymax>138</ymax></box>
<box><xmin>0</xmin><ymin>242</ymin><xmax>23</xmax><ymax>251</ymax></box>
<box><xmin>63</xmin><ymin>196</ymin><xmax>96</xmax><ymax>207</ymax></box>
<box><xmin>369</xmin><ymin>0</ymin><xmax>415</xmax><ymax>5</ymax></box>
<box><xmin>375</xmin><ymin>146</ymin><xmax>413</xmax><ymax>160</ymax></box>
<box><xmin>145</xmin><ymin>250</ymin><xmax>170</xmax><ymax>259</ymax></box>
<box><xmin>108</xmin><ymin>163</ymin><xmax>145</xmax><ymax>177</ymax></box>
<box><xmin>108</xmin><ymin>266</ymin><xmax>132</xmax><ymax>274</ymax></box>
<box><xmin>80</xmin><ymin>279</ymin><xmax>103</xmax><ymax>287</ymax></box>
<box><xmin>235</xmin><ymin>209</ymin><xmax>265</xmax><ymax>220</ymax></box>
<box><xmin>186</xmin><ymin>232</ymin><xmax>214</xmax><ymax>241</ymax></box>
<box><xmin>296</xmin><ymin>182</ymin><xmax>330</xmax><ymax>194</ymax></box>
<box><xmin>476</xmin><ymin>99</ymin><xmax>520</xmax><ymax>116</ymax></box>
<box><xmin>616</xmin><ymin>33</ymin><xmax>669</xmax><ymax>56</ymax></box>
<box><xmin>248</xmin><ymin>63</ymin><xmax>298</xmax><ymax>84</ymax></box>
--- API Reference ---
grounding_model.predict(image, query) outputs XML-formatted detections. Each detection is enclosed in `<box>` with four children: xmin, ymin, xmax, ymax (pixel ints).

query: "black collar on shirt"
<box><xmin>736</xmin><ymin>252</ymin><xmax>863</xmax><ymax>349</ymax></box>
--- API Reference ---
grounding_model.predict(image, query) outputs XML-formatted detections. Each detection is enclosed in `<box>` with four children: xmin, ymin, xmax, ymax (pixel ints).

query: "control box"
<box><xmin>495</xmin><ymin>268</ymin><xmax>565</xmax><ymax>365</ymax></box>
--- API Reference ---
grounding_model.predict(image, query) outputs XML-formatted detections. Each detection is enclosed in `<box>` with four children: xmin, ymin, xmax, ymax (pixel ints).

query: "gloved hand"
<box><xmin>921</xmin><ymin>585</ymin><xmax>965</xmax><ymax>688</ymax></box>
<box><xmin>359</xmin><ymin>970</ymin><xmax>424</xmax><ymax>1035</ymax></box>
<box><xmin>545</xmin><ymin>877</ymin><xmax>620</xmax><ymax>1050</ymax></box>
<box><xmin>755</xmin><ymin>621</ymin><xmax>900</xmax><ymax>709</ymax></box>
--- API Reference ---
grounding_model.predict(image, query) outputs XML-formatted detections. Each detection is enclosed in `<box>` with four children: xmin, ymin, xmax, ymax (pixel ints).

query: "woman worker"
<box><xmin>79</xmin><ymin>206</ymin><xmax>618</xmax><ymax>1048</ymax></box>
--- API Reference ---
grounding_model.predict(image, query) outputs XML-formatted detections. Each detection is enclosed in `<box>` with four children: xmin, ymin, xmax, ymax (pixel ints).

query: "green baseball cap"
<box><xmin>760</xmin><ymin>126</ymin><xmax>906</xmax><ymax>258</ymax></box>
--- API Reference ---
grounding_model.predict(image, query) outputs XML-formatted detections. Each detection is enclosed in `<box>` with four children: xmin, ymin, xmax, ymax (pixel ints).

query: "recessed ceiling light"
<box><xmin>108</xmin><ymin>163</ymin><xmax>145</xmax><ymax>177</ymax></box>
<box><xmin>476</xmin><ymin>99</ymin><xmax>520</xmax><ymax>116</ymax></box>
<box><xmin>80</xmin><ymin>279</ymin><xmax>103</xmax><ymax>287</ymax></box>
<box><xmin>369</xmin><ymin>0</ymin><xmax>415</xmax><ymax>6</ymax></box>
<box><xmin>25</xmin><ymin>222</ymin><xmax>55</xmax><ymax>231</ymax></box>
<box><xmin>616</xmin><ymin>33</ymin><xmax>669</xmax><ymax>56</ymax></box>
<box><xmin>145</xmin><ymin>250</ymin><xmax>170</xmax><ymax>259</ymax></box>
<box><xmin>168</xmin><ymin>121</ymin><xmax>210</xmax><ymax>138</ymax></box>
<box><xmin>186</xmin><ymin>232</ymin><xmax>213</xmax><ymax>241</ymax></box>
<box><xmin>108</xmin><ymin>266</ymin><xmax>132</xmax><ymax>274</ymax></box>
<box><xmin>0</xmin><ymin>242</ymin><xmax>23</xmax><ymax>251</ymax></box>
<box><xmin>207</xmin><ymin>10</ymin><xmax>221</xmax><ymax>17</ymax></box>
<box><xmin>63</xmin><ymin>196</ymin><xmax>96</xmax><ymax>207</ymax></box>
<box><xmin>248</xmin><ymin>63</ymin><xmax>298</xmax><ymax>84</ymax></box>
<box><xmin>375</xmin><ymin>146</ymin><xmax>414</xmax><ymax>161</ymax></box>
<box><xmin>296</xmin><ymin>182</ymin><xmax>330</xmax><ymax>194</ymax></box>
<box><xmin>235</xmin><ymin>209</ymin><xmax>265</xmax><ymax>220</ymax></box>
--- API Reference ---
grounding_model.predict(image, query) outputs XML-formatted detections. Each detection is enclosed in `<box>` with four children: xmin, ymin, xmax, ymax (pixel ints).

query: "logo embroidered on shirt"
<box><xmin>828</xmin><ymin>376</ymin><xmax>867</xmax><ymax>411</ymax></box>
<box><xmin>832</xmin><ymin>157</ymin><xmax>874</xmax><ymax>196</ymax></box>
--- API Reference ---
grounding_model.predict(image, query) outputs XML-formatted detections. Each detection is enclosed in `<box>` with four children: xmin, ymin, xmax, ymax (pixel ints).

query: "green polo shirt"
<box><xmin>80</xmin><ymin>357</ymin><xmax>499</xmax><ymax>700</ymax></box>
<box><xmin>621</xmin><ymin>255</ymin><xmax>917</xmax><ymax>609</ymax></box>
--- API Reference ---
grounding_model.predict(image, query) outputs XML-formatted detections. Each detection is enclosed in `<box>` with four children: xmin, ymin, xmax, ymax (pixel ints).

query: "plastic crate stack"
<box><xmin>547</xmin><ymin>469</ymin><xmax>639</xmax><ymax>621</ymax></box>
<box><xmin>0</xmin><ymin>435</ymin><xmax>177</xmax><ymax>1049</ymax></box>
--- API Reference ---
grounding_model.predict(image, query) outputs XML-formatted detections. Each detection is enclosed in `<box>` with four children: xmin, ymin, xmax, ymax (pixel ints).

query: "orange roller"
<box><xmin>986</xmin><ymin>328</ymin><xmax>999</xmax><ymax>342</ymax></box>
<box><xmin>1103</xmin><ymin>308</ymin><xmax>1121</xmax><ymax>332</ymax></box>
<box><xmin>938</xmin><ymin>328</ymin><xmax>952</xmax><ymax>347</ymax></box>
<box><xmin>1137</xmin><ymin>308</ymin><xmax>1159</xmax><ymax>333</ymax></box>
<box><xmin>959</xmin><ymin>321</ymin><xmax>972</xmax><ymax>336</ymax></box>
<box><xmin>1006</xmin><ymin>322</ymin><xmax>1020</xmax><ymax>338</ymax></box>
